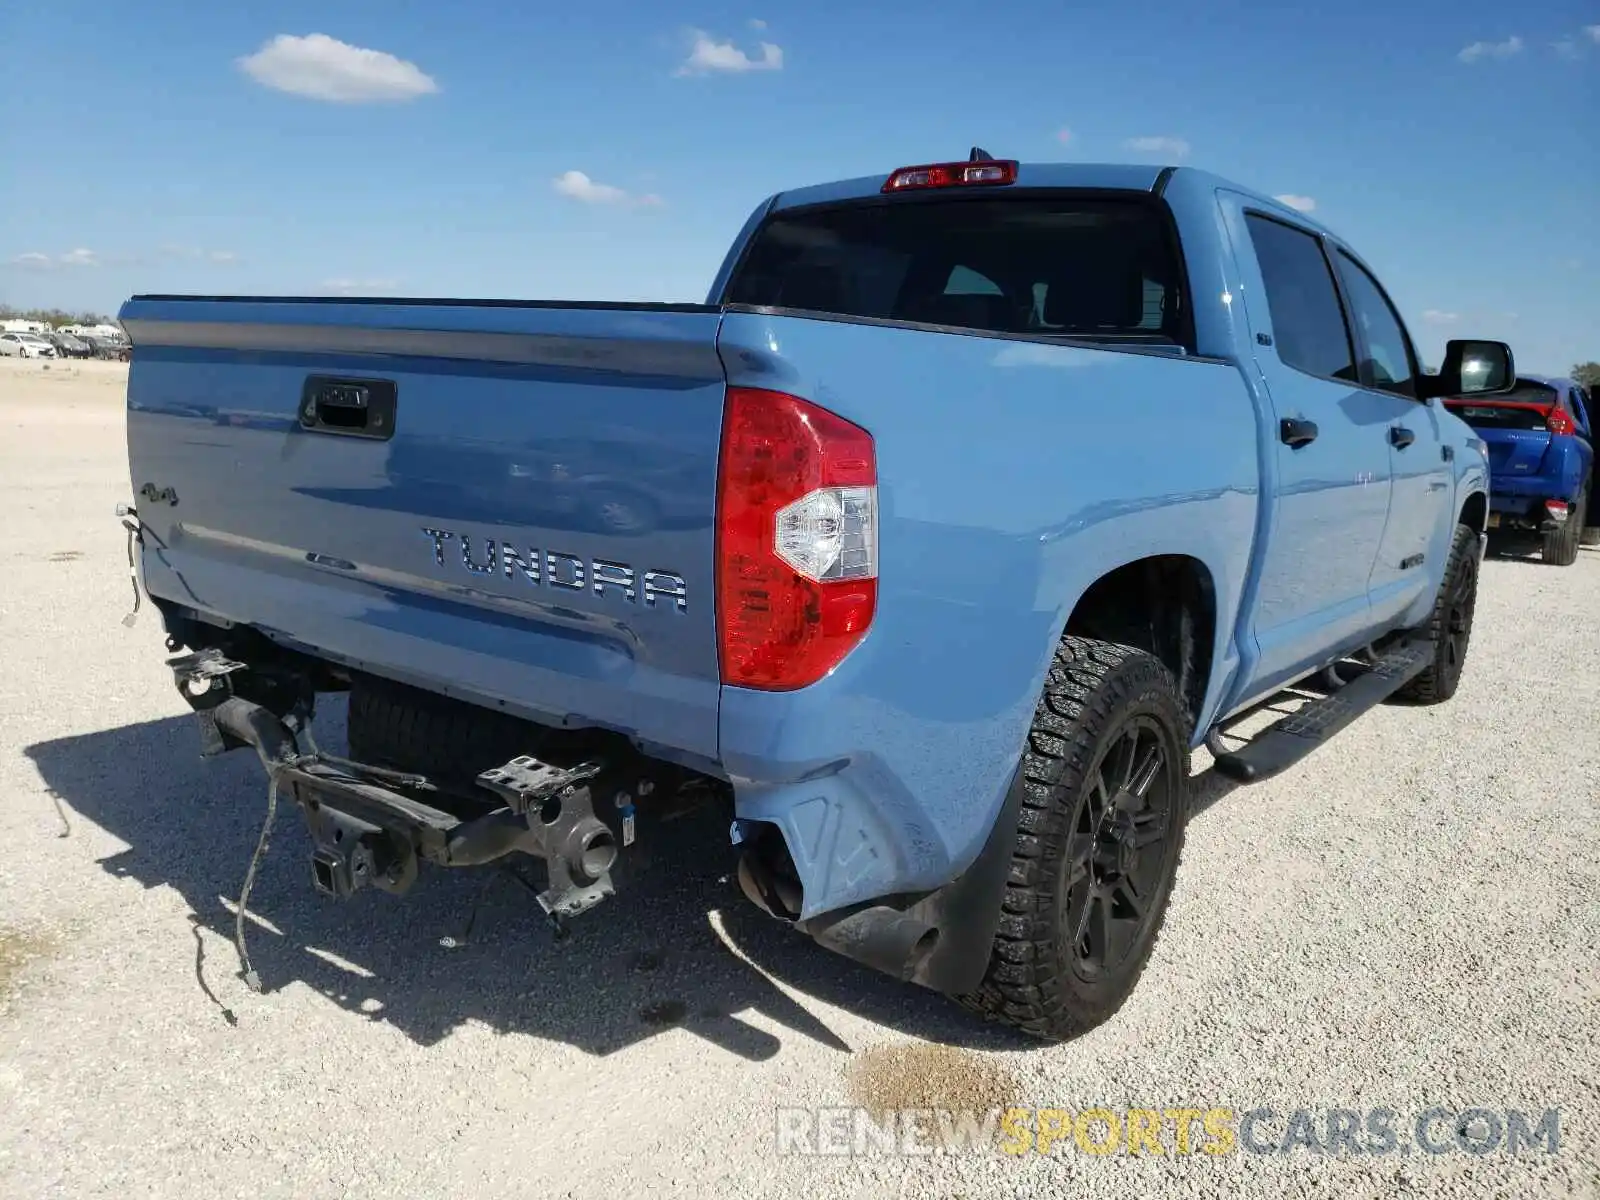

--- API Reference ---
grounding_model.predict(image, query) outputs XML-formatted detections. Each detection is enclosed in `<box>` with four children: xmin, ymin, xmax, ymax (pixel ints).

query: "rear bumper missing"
<box><xmin>171</xmin><ymin>650</ymin><xmax>623</xmax><ymax>921</ymax></box>
<box><xmin>164</xmin><ymin>637</ymin><xmax>1019</xmax><ymax>998</ymax></box>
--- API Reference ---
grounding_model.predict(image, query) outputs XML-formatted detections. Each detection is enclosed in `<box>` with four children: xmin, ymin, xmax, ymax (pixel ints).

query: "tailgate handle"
<box><xmin>300</xmin><ymin>376</ymin><xmax>398</xmax><ymax>441</ymax></box>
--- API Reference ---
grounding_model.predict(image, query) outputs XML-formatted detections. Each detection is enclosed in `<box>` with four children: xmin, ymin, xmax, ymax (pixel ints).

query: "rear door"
<box><xmin>1221</xmin><ymin>197</ymin><xmax>1395</xmax><ymax>695</ymax></box>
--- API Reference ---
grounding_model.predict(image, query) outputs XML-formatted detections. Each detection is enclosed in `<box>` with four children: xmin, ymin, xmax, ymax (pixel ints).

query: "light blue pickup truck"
<box><xmin>119</xmin><ymin>154</ymin><xmax>1521</xmax><ymax>1041</ymax></box>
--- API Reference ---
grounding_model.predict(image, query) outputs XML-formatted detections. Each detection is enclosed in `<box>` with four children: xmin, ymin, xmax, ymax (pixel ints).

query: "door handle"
<box><xmin>1389</xmin><ymin>425</ymin><xmax>1415</xmax><ymax>450</ymax></box>
<box><xmin>299</xmin><ymin>376</ymin><xmax>398</xmax><ymax>441</ymax></box>
<box><xmin>1279</xmin><ymin>417</ymin><xmax>1319</xmax><ymax>448</ymax></box>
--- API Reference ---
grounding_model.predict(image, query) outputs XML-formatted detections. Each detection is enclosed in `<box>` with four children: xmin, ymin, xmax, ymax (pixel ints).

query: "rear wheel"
<box><xmin>1542</xmin><ymin>485</ymin><xmax>1585</xmax><ymax>566</ymax></box>
<box><xmin>955</xmin><ymin>637</ymin><xmax>1189</xmax><ymax>1042</ymax></box>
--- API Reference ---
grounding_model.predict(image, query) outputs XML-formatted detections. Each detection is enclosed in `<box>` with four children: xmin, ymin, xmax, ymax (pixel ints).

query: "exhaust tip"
<box><xmin>737</xmin><ymin>847</ymin><xmax>803</xmax><ymax>922</ymax></box>
<box><xmin>806</xmin><ymin>906</ymin><xmax>941</xmax><ymax>982</ymax></box>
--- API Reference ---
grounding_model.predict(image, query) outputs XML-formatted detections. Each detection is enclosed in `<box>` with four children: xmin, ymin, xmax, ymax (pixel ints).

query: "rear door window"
<box><xmin>1243</xmin><ymin>214</ymin><xmax>1358</xmax><ymax>383</ymax></box>
<box><xmin>724</xmin><ymin>195</ymin><xmax>1189</xmax><ymax>348</ymax></box>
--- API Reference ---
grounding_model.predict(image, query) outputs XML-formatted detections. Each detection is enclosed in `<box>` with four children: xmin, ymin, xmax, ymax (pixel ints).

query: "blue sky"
<box><xmin>2</xmin><ymin>1</ymin><xmax>1596</xmax><ymax>372</ymax></box>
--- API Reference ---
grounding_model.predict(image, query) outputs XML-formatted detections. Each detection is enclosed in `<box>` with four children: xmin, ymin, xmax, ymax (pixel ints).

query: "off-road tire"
<box><xmin>346</xmin><ymin>676</ymin><xmax>546</xmax><ymax>798</ymax></box>
<box><xmin>955</xmin><ymin>637</ymin><xmax>1190</xmax><ymax>1043</ymax></box>
<box><xmin>1397</xmin><ymin>522</ymin><xmax>1479</xmax><ymax>705</ymax></box>
<box><xmin>1542</xmin><ymin>483</ymin><xmax>1585</xmax><ymax>566</ymax></box>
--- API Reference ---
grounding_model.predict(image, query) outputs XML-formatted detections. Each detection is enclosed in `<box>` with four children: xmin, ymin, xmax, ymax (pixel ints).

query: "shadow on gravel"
<box><xmin>1483</xmin><ymin>531</ymin><xmax>1600</xmax><ymax>566</ymax></box>
<box><xmin>26</xmin><ymin>708</ymin><xmax>1029</xmax><ymax>1062</ymax></box>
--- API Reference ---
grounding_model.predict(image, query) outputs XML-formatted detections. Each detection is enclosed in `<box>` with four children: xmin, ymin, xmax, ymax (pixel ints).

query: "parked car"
<box><xmin>0</xmin><ymin>332</ymin><xmax>57</xmax><ymax>359</ymax></box>
<box><xmin>1444</xmin><ymin>375</ymin><xmax>1595</xmax><ymax>564</ymax></box>
<box><xmin>79</xmin><ymin>334</ymin><xmax>131</xmax><ymax>361</ymax></box>
<box><xmin>118</xmin><ymin>156</ymin><xmax>1519</xmax><ymax>1041</ymax></box>
<box><xmin>42</xmin><ymin>331</ymin><xmax>94</xmax><ymax>359</ymax></box>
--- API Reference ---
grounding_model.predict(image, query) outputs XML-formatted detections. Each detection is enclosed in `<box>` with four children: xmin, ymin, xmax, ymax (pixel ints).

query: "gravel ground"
<box><xmin>2</xmin><ymin>357</ymin><xmax>1597</xmax><ymax>1199</ymax></box>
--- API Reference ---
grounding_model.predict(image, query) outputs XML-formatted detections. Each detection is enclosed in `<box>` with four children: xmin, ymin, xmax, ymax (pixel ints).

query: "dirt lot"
<box><xmin>2</xmin><ymin>356</ymin><xmax>1597</xmax><ymax>1199</ymax></box>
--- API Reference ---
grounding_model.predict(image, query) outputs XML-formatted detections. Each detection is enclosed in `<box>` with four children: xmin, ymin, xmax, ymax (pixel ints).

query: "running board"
<box><xmin>1207</xmin><ymin>640</ymin><xmax>1434</xmax><ymax>783</ymax></box>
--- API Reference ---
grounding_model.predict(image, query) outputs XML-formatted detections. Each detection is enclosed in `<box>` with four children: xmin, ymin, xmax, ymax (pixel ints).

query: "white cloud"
<box><xmin>554</xmin><ymin>170</ymin><xmax>626</xmax><ymax>204</ymax></box>
<box><xmin>238</xmin><ymin>33</ymin><xmax>439</xmax><ymax>102</ymax></box>
<box><xmin>7</xmin><ymin>249</ymin><xmax>99</xmax><ymax>269</ymax></box>
<box><xmin>749</xmin><ymin>18</ymin><xmax>768</xmax><ymax>30</ymax></box>
<box><xmin>1458</xmin><ymin>36</ymin><xmax>1523</xmax><ymax>63</ymax></box>
<box><xmin>676</xmin><ymin>30</ymin><xmax>783</xmax><ymax>75</ymax></box>
<box><xmin>319</xmin><ymin>278</ymin><xmax>400</xmax><ymax>295</ymax></box>
<box><xmin>1274</xmin><ymin>193</ymin><xmax>1317</xmax><ymax>213</ymax></box>
<box><xmin>6</xmin><ymin>245</ymin><xmax>235</xmax><ymax>270</ymax></box>
<box><xmin>1055</xmin><ymin>126</ymin><xmax>1073</xmax><ymax>145</ymax></box>
<box><xmin>1587</xmin><ymin>25</ymin><xmax>1600</xmax><ymax>43</ymax></box>
<box><xmin>159</xmin><ymin>245</ymin><xmax>239</xmax><ymax>265</ymax></box>
<box><xmin>552</xmin><ymin>170</ymin><xmax>662</xmax><ymax>208</ymax></box>
<box><xmin>1125</xmin><ymin>135</ymin><xmax>1191</xmax><ymax>159</ymax></box>
<box><xmin>1422</xmin><ymin>310</ymin><xmax>1461</xmax><ymax>325</ymax></box>
<box><xmin>1553</xmin><ymin>37</ymin><xmax>1581</xmax><ymax>59</ymax></box>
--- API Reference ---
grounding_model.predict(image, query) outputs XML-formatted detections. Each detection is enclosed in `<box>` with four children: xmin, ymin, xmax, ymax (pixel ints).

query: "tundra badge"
<box><xmin>421</xmin><ymin>527</ymin><xmax>688</xmax><ymax>612</ymax></box>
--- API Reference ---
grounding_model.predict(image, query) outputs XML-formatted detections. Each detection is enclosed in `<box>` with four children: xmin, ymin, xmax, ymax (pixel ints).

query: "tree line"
<box><xmin>0</xmin><ymin>305</ymin><xmax>119</xmax><ymax>327</ymax></box>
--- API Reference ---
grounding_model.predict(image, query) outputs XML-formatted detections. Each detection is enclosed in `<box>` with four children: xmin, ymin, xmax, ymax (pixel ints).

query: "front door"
<box><xmin>1325</xmin><ymin>246</ymin><xmax>1451</xmax><ymax>626</ymax></box>
<box><xmin>1220</xmin><ymin>196</ymin><xmax>1396</xmax><ymax>699</ymax></box>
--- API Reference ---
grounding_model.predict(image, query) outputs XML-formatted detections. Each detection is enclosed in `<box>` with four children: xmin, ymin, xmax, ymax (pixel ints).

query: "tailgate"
<box><xmin>1445</xmin><ymin>398</ymin><xmax>1555</xmax><ymax>479</ymax></box>
<box><xmin>121</xmin><ymin>298</ymin><xmax>727</xmax><ymax>762</ymax></box>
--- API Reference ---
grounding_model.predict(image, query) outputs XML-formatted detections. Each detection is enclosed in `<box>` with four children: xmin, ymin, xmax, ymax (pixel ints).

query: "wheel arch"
<box><xmin>1060</xmin><ymin>553</ymin><xmax>1219</xmax><ymax>733</ymax></box>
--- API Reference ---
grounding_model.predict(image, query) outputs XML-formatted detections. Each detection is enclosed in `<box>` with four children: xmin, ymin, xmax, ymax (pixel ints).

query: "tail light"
<box><xmin>1547</xmin><ymin>408</ymin><xmax>1576</xmax><ymax>436</ymax></box>
<box><xmin>1545</xmin><ymin>499</ymin><xmax>1570</xmax><ymax>521</ymax></box>
<box><xmin>882</xmin><ymin>160</ymin><xmax>1018</xmax><ymax>193</ymax></box>
<box><xmin>716</xmin><ymin>387</ymin><xmax>878</xmax><ymax>690</ymax></box>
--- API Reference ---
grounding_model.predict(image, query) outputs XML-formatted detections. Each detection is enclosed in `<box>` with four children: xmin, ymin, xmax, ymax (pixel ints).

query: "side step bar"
<box><xmin>1207</xmin><ymin>639</ymin><xmax>1433</xmax><ymax>783</ymax></box>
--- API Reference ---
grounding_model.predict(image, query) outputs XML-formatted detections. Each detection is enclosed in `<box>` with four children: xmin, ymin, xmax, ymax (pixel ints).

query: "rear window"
<box><xmin>723</xmin><ymin>195</ymin><xmax>1188</xmax><ymax>348</ymax></box>
<box><xmin>1446</xmin><ymin>382</ymin><xmax>1558</xmax><ymax>431</ymax></box>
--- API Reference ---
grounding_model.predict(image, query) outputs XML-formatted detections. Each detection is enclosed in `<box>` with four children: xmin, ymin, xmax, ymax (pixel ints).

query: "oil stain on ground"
<box><xmin>847</xmin><ymin>1041</ymin><xmax>1018</xmax><ymax>1138</ymax></box>
<box><xmin>0</xmin><ymin>925</ymin><xmax>58</xmax><ymax>1003</ymax></box>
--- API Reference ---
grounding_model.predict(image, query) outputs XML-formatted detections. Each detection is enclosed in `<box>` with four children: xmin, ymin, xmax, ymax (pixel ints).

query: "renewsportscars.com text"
<box><xmin>774</xmin><ymin>1105</ymin><xmax>1563</xmax><ymax>1158</ymax></box>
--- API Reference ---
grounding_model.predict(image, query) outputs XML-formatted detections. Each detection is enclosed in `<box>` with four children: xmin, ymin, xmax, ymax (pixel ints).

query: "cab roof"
<box><xmin>768</xmin><ymin>161</ymin><xmax>1337</xmax><ymax>237</ymax></box>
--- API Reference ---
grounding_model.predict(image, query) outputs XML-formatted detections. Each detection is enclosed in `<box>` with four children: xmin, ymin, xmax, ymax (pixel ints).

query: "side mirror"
<box><xmin>1424</xmin><ymin>339</ymin><xmax>1516</xmax><ymax>399</ymax></box>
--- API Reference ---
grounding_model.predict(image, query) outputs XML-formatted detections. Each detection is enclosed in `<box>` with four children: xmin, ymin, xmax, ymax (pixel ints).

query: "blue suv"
<box><xmin>1446</xmin><ymin>375</ymin><xmax>1596</xmax><ymax>565</ymax></box>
